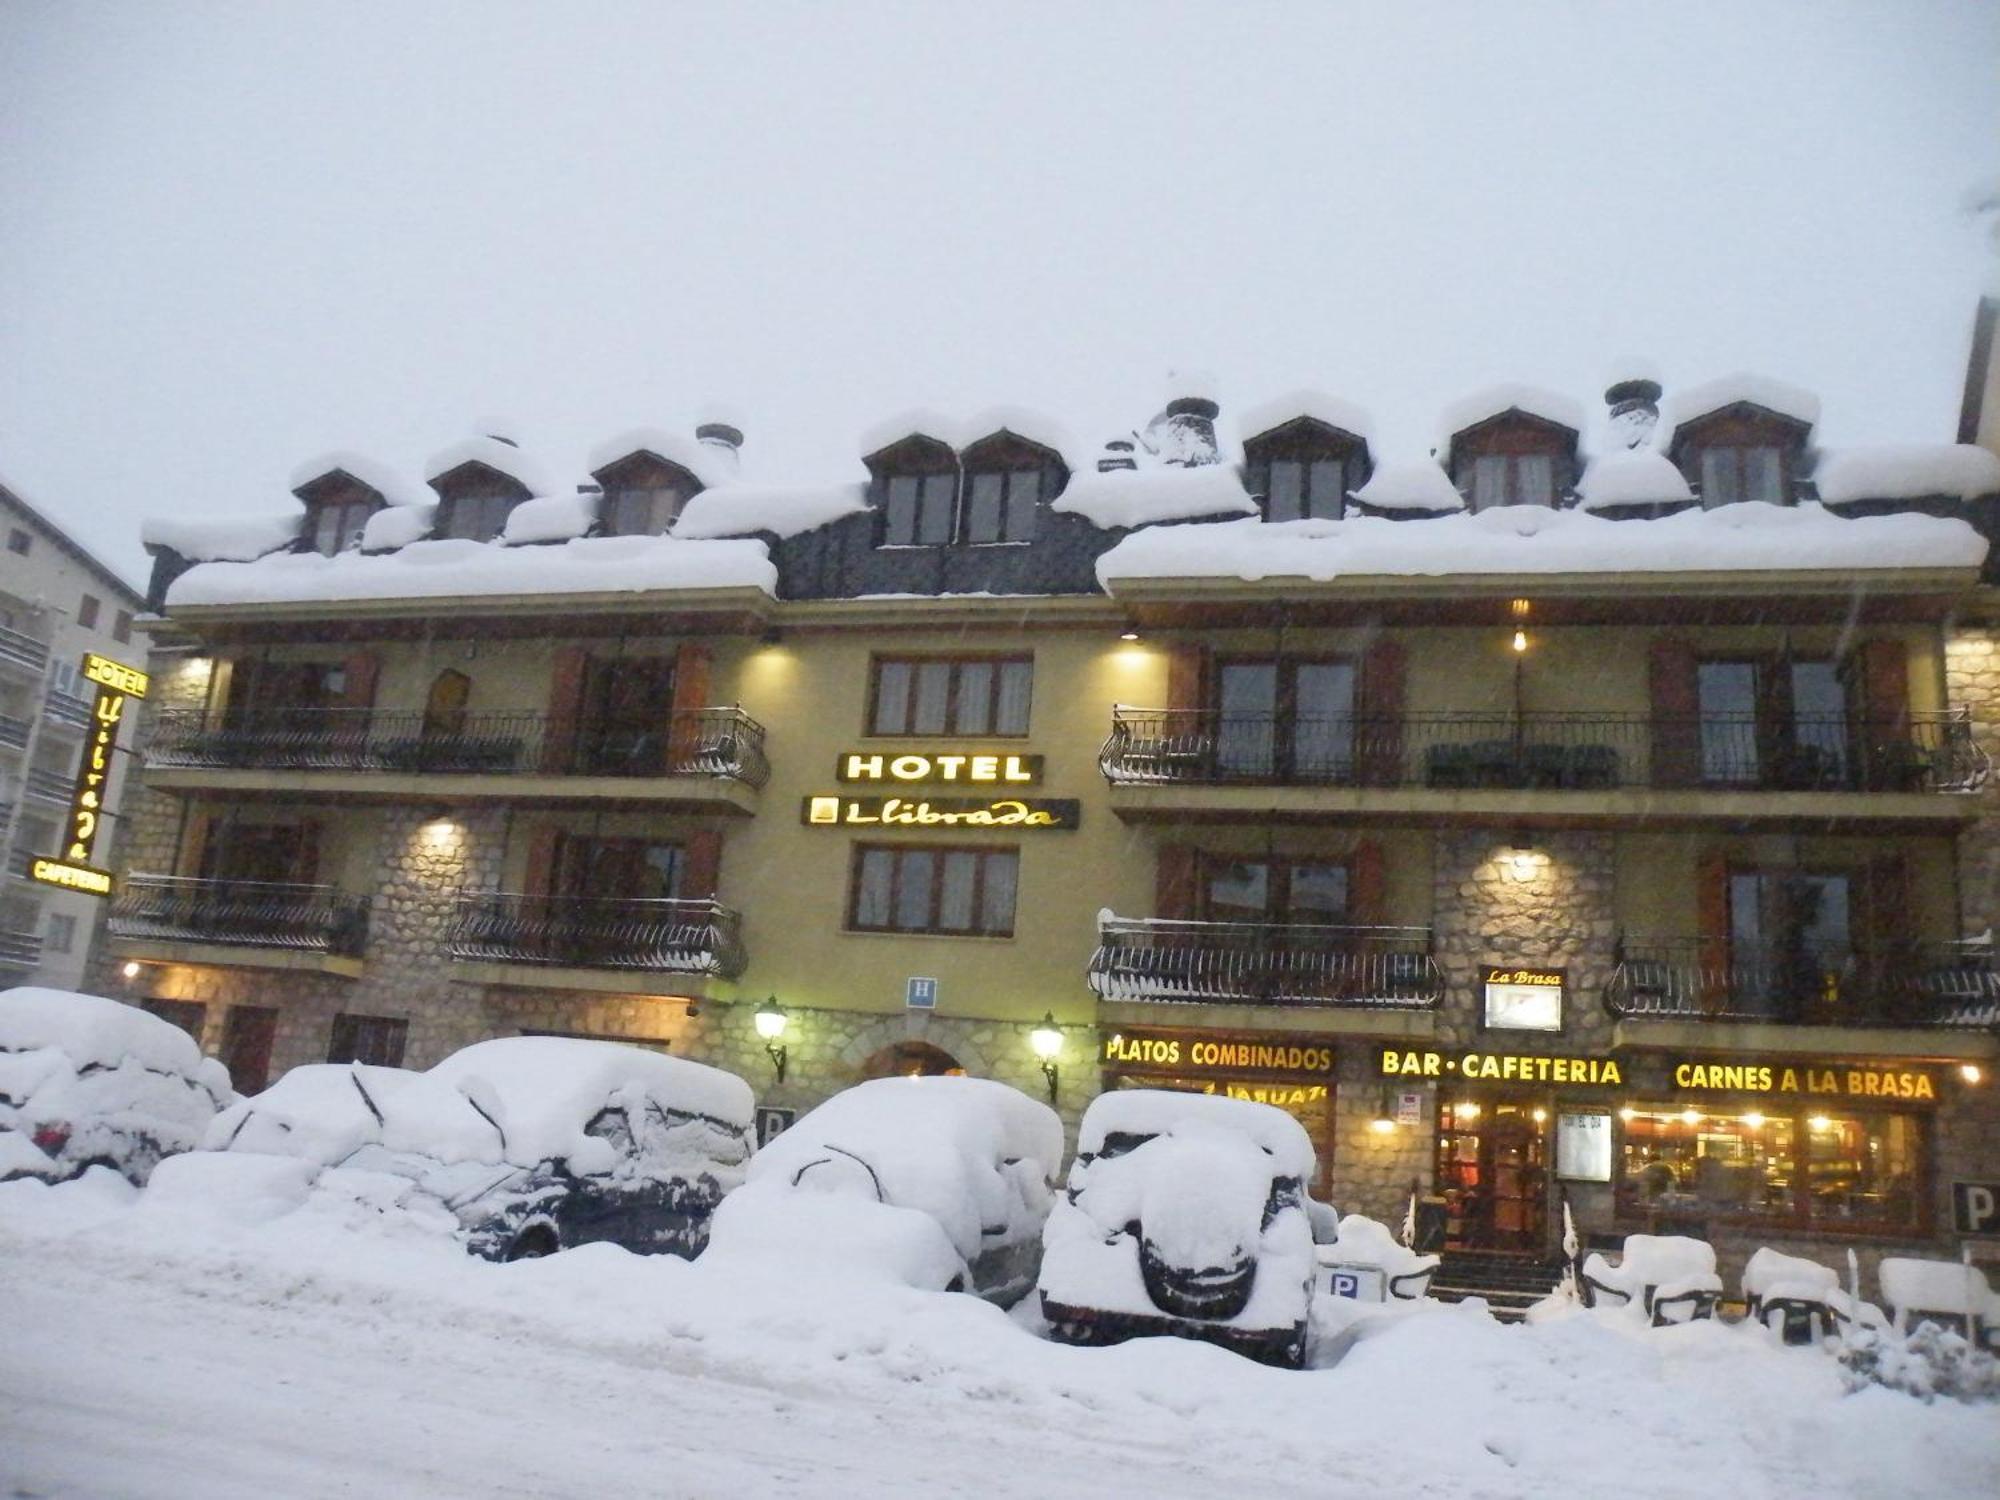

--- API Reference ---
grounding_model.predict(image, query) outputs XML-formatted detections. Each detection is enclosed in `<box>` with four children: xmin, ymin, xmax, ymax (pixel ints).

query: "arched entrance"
<box><xmin>861</xmin><ymin>1040</ymin><xmax>965</xmax><ymax>1079</ymax></box>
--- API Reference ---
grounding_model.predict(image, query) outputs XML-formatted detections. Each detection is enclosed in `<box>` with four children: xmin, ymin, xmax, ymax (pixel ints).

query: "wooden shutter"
<box><xmin>544</xmin><ymin>646</ymin><xmax>588</xmax><ymax>772</ymax></box>
<box><xmin>291</xmin><ymin>818</ymin><xmax>321</xmax><ymax>885</ymax></box>
<box><xmin>341</xmin><ymin>651</ymin><xmax>379</xmax><ymax>710</ymax></box>
<box><xmin>178</xmin><ymin>806</ymin><xmax>214</xmax><ymax>878</ymax></box>
<box><xmin>1357</xmin><ymin>637</ymin><xmax>1405</xmax><ymax>787</ymax></box>
<box><xmin>1165</xmin><ymin>642</ymin><xmax>1206</xmax><ymax>713</ymax></box>
<box><xmin>1350</xmin><ymin>838</ymin><xmax>1385</xmax><ymax>926</ymax></box>
<box><xmin>1696</xmin><ymin>850</ymin><xmax>1731</xmax><ymax>1014</ymax></box>
<box><xmin>1155</xmin><ymin>844</ymin><xmax>1198</xmax><ymax>920</ymax></box>
<box><xmin>682</xmin><ymin>829</ymin><xmax>724</xmax><ymax>903</ymax></box>
<box><xmin>523</xmin><ymin>825</ymin><xmax>563</xmax><ymax>899</ymax></box>
<box><xmin>1862</xmin><ymin>851</ymin><xmax>1913</xmax><ymax>1020</ymax></box>
<box><xmin>1856</xmin><ymin>639</ymin><xmax>1912</xmax><ymax>790</ymax></box>
<box><xmin>1648</xmin><ymin>637</ymin><xmax>1700</xmax><ymax>788</ymax></box>
<box><xmin>669</xmin><ymin>641</ymin><xmax>713</xmax><ymax>769</ymax></box>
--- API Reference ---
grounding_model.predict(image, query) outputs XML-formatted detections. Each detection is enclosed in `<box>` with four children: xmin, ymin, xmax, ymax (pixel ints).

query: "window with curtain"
<box><xmin>869</xmin><ymin>657</ymin><xmax>1033</xmax><ymax>736</ymax></box>
<box><xmin>883</xmin><ymin>473</ymin><xmax>958</xmax><ymax>546</ymax></box>
<box><xmin>849</xmin><ymin>845</ymin><xmax>1018</xmax><ymax>935</ymax></box>
<box><xmin>1697</xmin><ymin>446</ymin><xmax>1785</xmax><ymax>507</ymax></box>
<box><xmin>961</xmin><ymin>468</ymin><xmax>1042</xmax><ymax>543</ymax></box>
<box><xmin>1469</xmin><ymin>454</ymin><xmax>1556</xmax><ymax>511</ymax></box>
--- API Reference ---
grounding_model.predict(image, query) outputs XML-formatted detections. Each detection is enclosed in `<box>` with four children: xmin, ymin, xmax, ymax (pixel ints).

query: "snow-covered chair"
<box><xmin>1581</xmin><ymin>1234</ymin><xmax>1722</xmax><ymax>1324</ymax></box>
<box><xmin>1741</xmin><ymin>1248</ymin><xmax>1844</xmax><ymax>1343</ymax></box>
<box><xmin>1314</xmin><ymin>1212</ymin><xmax>1439</xmax><ymax>1302</ymax></box>
<box><xmin>1879</xmin><ymin>1258</ymin><xmax>1999</xmax><ymax>1348</ymax></box>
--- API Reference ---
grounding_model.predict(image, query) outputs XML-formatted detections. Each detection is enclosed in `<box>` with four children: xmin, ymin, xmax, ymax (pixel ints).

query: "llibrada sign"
<box><xmin>802</xmin><ymin>795</ymin><xmax>1079</xmax><ymax>830</ymax></box>
<box><xmin>31</xmin><ymin>653</ymin><xmax>149</xmax><ymax>899</ymax></box>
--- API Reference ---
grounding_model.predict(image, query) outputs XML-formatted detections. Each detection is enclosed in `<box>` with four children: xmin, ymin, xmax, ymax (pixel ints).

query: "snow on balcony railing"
<box><xmin>448</xmin><ymin>893</ymin><xmax>745</xmax><ymax>979</ymax></box>
<box><xmin>1087</xmin><ymin>914</ymin><xmax>1441</xmax><ymax>1009</ymax></box>
<box><xmin>108</xmin><ymin>874</ymin><xmax>371</xmax><ymax>956</ymax></box>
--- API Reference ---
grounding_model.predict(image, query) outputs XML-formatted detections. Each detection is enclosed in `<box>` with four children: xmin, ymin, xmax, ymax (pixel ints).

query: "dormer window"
<box><xmin>292</xmin><ymin>472</ymin><xmax>384</xmax><ymax>556</ymax></box>
<box><xmin>1445</xmin><ymin>406</ymin><xmax>1578</xmax><ymax>513</ymax></box>
<box><xmin>1244</xmin><ymin>417</ymin><xmax>1369</xmax><ymax>523</ymax></box>
<box><xmin>431</xmin><ymin>461</ymin><xmax>530</xmax><ymax>543</ymax></box>
<box><xmin>866</xmin><ymin>435</ymin><xmax>958</xmax><ymax>547</ymax></box>
<box><xmin>957</xmin><ymin>432</ymin><xmax>1063</xmax><ymax>545</ymax></box>
<box><xmin>1696</xmin><ymin>445</ymin><xmax>1784</xmax><ymax>508</ymax></box>
<box><xmin>595</xmin><ymin>453</ymin><xmax>697</xmax><ymax>537</ymax></box>
<box><xmin>1470</xmin><ymin>453</ymin><xmax>1555</xmax><ymax>511</ymax></box>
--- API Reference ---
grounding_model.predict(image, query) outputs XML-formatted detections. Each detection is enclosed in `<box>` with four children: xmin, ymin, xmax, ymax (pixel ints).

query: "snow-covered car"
<box><xmin>1039</xmin><ymin>1089</ymin><xmax>1317</xmax><ymax>1367</ymax></box>
<box><xmin>204</xmin><ymin>1036</ymin><xmax>754</xmax><ymax>1260</ymax></box>
<box><xmin>0</xmin><ymin>986</ymin><xmax>233</xmax><ymax>1186</ymax></box>
<box><xmin>707</xmin><ymin>1075</ymin><xmax>1063</xmax><ymax>1304</ymax></box>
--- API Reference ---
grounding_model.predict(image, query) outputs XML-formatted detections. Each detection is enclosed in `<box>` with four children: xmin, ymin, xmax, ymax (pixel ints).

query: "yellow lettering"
<box><xmin>969</xmin><ymin>755</ymin><xmax>998</xmax><ymax>781</ymax></box>
<box><xmin>1004</xmin><ymin>755</ymin><xmax>1034</xmax><ymax>783</ymax></box>
<box><xmin>889</xmin><ymin>755</ymin><xmax>929</xmax><ymax>781</ymax></box>
<box><xmin>845</xmin><ymin>754</ymin><xmax>882</xmax><ymax>780</ymax></box>
<box><xmin>934</xmin><ymin>754</ymin><xmax>967</xmax><ymax>780</ymax></box>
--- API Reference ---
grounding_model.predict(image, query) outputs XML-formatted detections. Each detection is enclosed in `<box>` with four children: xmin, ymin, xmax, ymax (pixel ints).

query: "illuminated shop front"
<box><xmin>1101</xmin><ymin>1025</ymin><xmax>1336</xmax><ymax>1195</ymax></box>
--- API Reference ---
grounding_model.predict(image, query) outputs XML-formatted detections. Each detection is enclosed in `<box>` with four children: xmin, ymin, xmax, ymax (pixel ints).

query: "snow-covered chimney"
<box><xmin>1605</xmin><ymin>379</ymin><xmax>1662</xmax><ymax>451</ymax></box>
<box><xmin>1154</xmin><ymin>397</ymin><xmax>1220</xmax><ymax>467</ymax></box>
<box><xmin>1097</xmin><ymin>438</ymin><xmax>1139</xmax><ymax>473</ymax></box>
<box><xmin>696</xmin><ymin>421</ymin><xmax>743</xmax><ymax>478</ymax></box>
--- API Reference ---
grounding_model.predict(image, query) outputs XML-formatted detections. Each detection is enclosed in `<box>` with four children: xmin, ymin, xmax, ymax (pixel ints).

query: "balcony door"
<box><xmin>200</xmin><ymin>819</ymin><xmax>318</xmax><ymax>886</ymax></box>
<box><xmin>577</xmin><ymin>656</ymin><xmax>678</xmax><ymax>774</ymax></box>
<box><xmin>1202</xmin><ymin>858</ymin><xmax>1349</xmax><ymax>925</ymax></box>
<box><xmin>1201</xmin><ymin>857</ymin><xmax>1352</xmax><ymax>1002</ymax></box>
<box><xmin>1726</xmin><ymin>869</ymin><xmax>1852</xmax><ymax>1019</ymax></box>
<box><xmin>1214</xmin><ymin>659</ymin><xmax>1355</xmax><ymax>782</ymax></box>
<box><xmin>1696</xmin><ymin>658</ymin><xmax>1848</xmax><ymax>788</ymax></box>
<box><xmin>1435</xmin><ymin>1099</ymin><xmax>1549</xmax><ymax>1252</ymax></box>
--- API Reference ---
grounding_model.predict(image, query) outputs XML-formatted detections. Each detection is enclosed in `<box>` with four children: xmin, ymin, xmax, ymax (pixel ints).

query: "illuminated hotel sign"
<box><xmin>803</xmin><ymin>795</ymin><xmax>1079</xmax><ymax>830</ymax></box>
<box><xmin>1670</xmin><ymin>1059</ymin><xmax>1940</xmax><ymax>1103</ymax></box>
<box><xmin>31</xmin><ymin>652</ymin><xmax>149</xmax><ymax>900</ymax></box>
<box><xmin>838</xmin><ymin>751</ymin><xmax>1043</xmax><ymax>785</ymax></box>
<box><xmin>1377</xmin><ymin>1047</ymin><xmax>1624</xmax><ymax>1087</ymax></box>
<box><xmin>1103</xmin><ymin>1028</ymin><xmax>1336</xmax><ymax>1078</ymax></box>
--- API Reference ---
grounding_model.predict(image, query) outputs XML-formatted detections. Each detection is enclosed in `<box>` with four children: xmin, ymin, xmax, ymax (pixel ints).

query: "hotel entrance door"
<box><xmin>1435</xmin><ymin>1098</ymin><xmax>1549</xmax><ymax>1252</ymax></box>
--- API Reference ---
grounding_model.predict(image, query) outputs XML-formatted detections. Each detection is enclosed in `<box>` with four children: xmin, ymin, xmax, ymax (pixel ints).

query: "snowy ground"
<box><xmin>3</xmin><ymin>1173</ymin><xmax>1996</xmax><ymax>1500</ymax></box>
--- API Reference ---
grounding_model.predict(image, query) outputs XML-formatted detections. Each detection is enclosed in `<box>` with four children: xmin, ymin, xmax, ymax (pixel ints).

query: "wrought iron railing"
<box><xmin>5</xmin><ymin>848</ymin><xmax>33</xmax><ymax>879</ymax></box>
<box><xmin>1087</xmin><ymin>915</ymin><xmax>1442</xmax><ymax>1009</ymax></box>
<box><xmin>1098</xmin><ymin>707</ymin><xmax>1987</xmax><ymax>794</ymax></box>
<box><xmin>1603</xmin><ymin>935</ymin><xmax>2000</xmax><ymax>1028</ymax></box>
<box><xmin>0</xmin><ymin>625</ymin><xmax>49</xmax><ymax>675</ymax></box>
<box><xmin>108</xmin><ymin>874</ymin><xmax>371</xmax><ymax>956</ymax></box>
<box><xmin>0</xmin><ymin>713</ymin><xmax>30</xmax><ymax>751</ymax></box>
<box><xmin>24</xmin><ymin>767</ymin><xmax>72</xmax><ymax>803</ymax></box>
<box><xmin>42</xmin><ymin>689</ymin><xmax>94</xmax><ymax>730</ymax></box>
<box><xmin>145</xmin><ymin>706</ymin><xmax>771</xmax><ymax>787</ymax></box>
<box><xmin>0</xmin><ymin>929</ymin><xmax>41</xmax><ymax>968</ymax></box>
<box><xmin>449</xmin><ymin>893</ymin><xmax>746</xmax><ymax>978</ymax></box>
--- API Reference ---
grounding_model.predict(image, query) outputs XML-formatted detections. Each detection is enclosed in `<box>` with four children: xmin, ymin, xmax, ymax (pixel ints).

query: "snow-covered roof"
<box><xmin>1350</xmin><ymin>459</ymin><xmax>1465</xmax><ymax>512</ymax></box>
<box><xmin>586</xmin><ymin>428</ymin><xmax>736</xmax><ymax>490</ymax></box>
<box><xmin>360</xmin><ymin>503</ymin><xmax>436</xmax><ymax>552</ymax></box>
<box><xmin>1813</xmin><ymin>444</ymin><xmax>2000</xmax><ymax>504</ymax></box>
<box><xmin>141</xmin><ymin>513</ymin><xmax>301</xmax><ymax>563</ymax></box>
<box><xmin>422</xmin><ymin>436</ymin><xmax>554</xmax><ymax>496</ymax></box>
<box><xmin>673</xmin><ymin>481</ymin><xmax>869</xmax><ymax>540</ymax></box>
<box><xmin>856</xmin><ymin>410</ymin><xmax>961</xmax><ymax>461</ymax></box>
<box><xmin>1662</xmin><ymin>373</ymin><xmax>1820</xmax><ymax>442</ymax></box>
<box><xmin>1575</xmin><ymin>449</ymin><xmax>1695</xmax><ymax>510</ymax></box>
<box><xmin>1096</xmin><ymin>503</ymin><xmax>1987</xmax><ymax>586</ymax></box>
<box><xmin>165</xmin><ymin>534</ymin><xmax>777</xmax><ymax>609</ymax></box>
<box><xmin>855</xmin><ymin>407</ymin><xmax>1085</xmax><ymax>470</ymax></box>
<box><xmin>1237</xmin><ymin>390</ymin><xmax>1375</xmax><ymax>445</ymax></box>
<box><xmin>1051</xmin><ymin>463</ymin><xmax>1256</xmax><ymax>530</ymax></box>
<box><xmin>288</xmin><ymin>451</ymin><xmax>430</xmax><ymax>508</ymax></box>
<box><xmin>1438</xmin><ymin>384</ymin><xmax>1586</xmax><ymax>446</ymax></box>
<box><xmin>501</xmin><ymin>493</ymin><xmax>598</xmax><ymax>546</ymax></box>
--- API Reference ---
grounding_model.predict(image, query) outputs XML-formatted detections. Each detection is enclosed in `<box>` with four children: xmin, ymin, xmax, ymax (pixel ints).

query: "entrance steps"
<box><xmin>1429</xmin><ymin>1251</ymin><xmax>1564</xmax><ymax>1323</ymax></box>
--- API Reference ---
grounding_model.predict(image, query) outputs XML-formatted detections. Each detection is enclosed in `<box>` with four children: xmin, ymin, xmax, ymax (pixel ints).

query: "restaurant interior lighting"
<box><xmin>1808</xmin><ymin>1114</ymin><xmax>1833</xmax><ymax>1133</ymax></box>
<box><xmin>753</xmin><ymin>998</ymin><xmax>788</xmax><ymax>1082</ymax></box>
<box><xmin>1742</xmin><ymin>1111</ymin><xmax>1765</xmax><ymax>1129</ymax></box>
<box><xmin>1029</xmin><ymin>1013</ymin><xmax>1063</xmax><ymax>1102</ymax></box>
<box><xmin>1680</xmin><ymin>1107</ymin><xmax>1702</xmax><ymax>1125</ymax></box>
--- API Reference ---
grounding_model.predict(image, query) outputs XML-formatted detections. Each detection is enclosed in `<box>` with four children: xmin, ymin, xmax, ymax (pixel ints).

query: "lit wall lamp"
<box><xmin>1118</xmin><ymin>625</ymin><xmax>1140</xmax><ymax>642</ymax></box>
<box><xmin>1369</xmin><ymin>1089</ymin><xmax>1398</xmax><ymax>1135</ymax></box>
<box><xmin>1506</xmin><ymin>832</ymin><xmax>1540</xmax><ymax>881</ymax></box>
<box><xmin>1960</xmin><ymin>1063</ymin><xmax>1984</xmax><ymax>1086</ymax></box>
<box><xmin>1511</xmin><ymin>629</ymin><xmax>1529</xmax><ymax>654</ymax></box>
<box><xmin>753</xmin><ymin>998</ymin><xmax>788</xmax><ymax>1082</ymax></box>
<box><xmin>120</xmin><ymin>960</ymin><xmax>142</xmax><ymax>981</ymax></box>
<box><xmin>1029</xmin><ymin>1012</ymin><xmax>1063</xmax><ymax>1102</ymax></box>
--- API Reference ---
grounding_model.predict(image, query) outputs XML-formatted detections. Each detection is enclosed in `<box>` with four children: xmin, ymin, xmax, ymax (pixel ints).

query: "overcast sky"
<box><xmin>2</xmin><ymin>1</ymin><xmax>1996</xmax><ymax>589</ymax></box>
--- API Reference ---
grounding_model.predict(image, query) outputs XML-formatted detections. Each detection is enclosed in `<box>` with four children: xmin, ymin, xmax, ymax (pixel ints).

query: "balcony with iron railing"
<box><xmin>1099</xmin><ymin>707</ymin><xmax>1988</xmax><ymax>806</ymax></box>
<box><xmin>0</xmin><ymin>624</ymin><xmax>50</xmax><ymax>677</ymax></box>
<box><xmin>23</xmin><ymin>767</ymin><xmax>73</xmax><ymax>805</ymax></box>
<box><xmin>107</xmin><ymin>874</ymin><xmax>371</xmax><ymax>960</ymax></box>
<box><xmin>41</xmin><ymin>689</ymin><xmax>94</xmax><ymax>732</ymax></box>
<box><xmin>449</xmin><ymin>893</ymin><xmax>746</xmax><ymax>979</ymax></box>
<box><xmin>1087</xmin><ymin>915</ymin><xmax>1443</xmax><ymax>1011</ymax></box>
<box><xmin>0</xmin><ymin>713</ymin><xmax>30</xmax><ymax>751</ymax></box>
<box><xmin>1603</xmin><ymin>935</ymin><xmax>2000</xmax><ymax>1031</ymax></box>
<box><xmin>0</xmin><ymin>928</ymin><xmax>41</xmax><ymax>970</ymax></box>
<box><xmin>145</xmin><ymin>706</ymin><xmax>771</xmax><ymax>795</ymax></box>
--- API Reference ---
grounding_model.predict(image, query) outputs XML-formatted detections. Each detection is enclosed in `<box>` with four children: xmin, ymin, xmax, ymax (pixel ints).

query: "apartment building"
<box><xmin>0</xmin><ymin>476</ymin><xmax>144</xmax><ymax>991</ymax></box>
<box><xmin>95</xmin><ymin>378</ymin><xmax>2000</xmax><ymax>1285</ymax></box>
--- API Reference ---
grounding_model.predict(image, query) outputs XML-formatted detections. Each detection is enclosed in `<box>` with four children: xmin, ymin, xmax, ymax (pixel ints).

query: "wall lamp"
<box><xmin>1118</xmin><ymin>625</ymin><xmax>1140</xmax><ymax>642</ymax></box>
<box><xmin>753</xmin><ymin>997</ymin><xmax>788</xmax><ymax>1082</ymax></box>
<box><xmin>1369</xmin><ymin>1088</ymin><xmax>1398</xmax><ymax>1135</ymax></box>
<box><xmin>120</xmin><ymin>960</ymin><xmax>142</xmax><ymax>981</ymax></box>
<box><xmin>1029</xmin><ymin>1012</ymin><xmax>1064</xmax><ymax>1102</ymax></box>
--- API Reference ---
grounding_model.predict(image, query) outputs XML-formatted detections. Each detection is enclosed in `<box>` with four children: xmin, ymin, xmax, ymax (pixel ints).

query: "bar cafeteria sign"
<box><xmin>31</xmin><ymin>653</ymin><xmax>149</xmax><ymax>899</ymax></box>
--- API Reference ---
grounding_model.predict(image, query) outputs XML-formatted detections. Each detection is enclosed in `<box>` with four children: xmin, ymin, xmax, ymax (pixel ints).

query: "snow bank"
<box><xmin>1237</xmin><ymin>390</ymin><xmax>1374</xmax><ymax>444</ymax></box>
<box><xmin>142</xmin><ymin>1150</ymin><xmax>319</xmax><ymax>1223</ymax></box>
<box><xmin>165</xmin><ymin>533</ymin><xmax>778</xmax><ymax>607</ymax></box>
<box><xmin>1096</xmin><ymin>502</ymin><xmax>1987</xmax><ymax>585</ymax></box>
<box><xmin>1575</xmin><ymin>448</ymin><xmax>1694</xmax><ymax>509</ymax></box>
<box><xmin>673</xmin><ymin>481</ymin><xmax>869</xmax><ymax>540</ymax></box>
<box><xmin>744</xmin><ymin>1076</ymin><xmax>1060</xmax><ymax>1265</ymax></box>
<box><xmin>360</xmin><ymin>502</ymin><xmax>436</xmax><ymax>551</ymax></box>
<box><xmin>1663</xmin><ymin>373</ymin><xmax>1820</xmax><ymax>440</ymax></box>
<box><xmin>288</xmin><ymin>451</ymin><xmax>430</xmax><ymax>508</ymax></box>
<box><xmin>502</xmin><ymin>493</ymin><xmax>598</xmax><ymax>545</ymax></box>
<box><xmin>705</xmin><ymin>1178</ymin><xmax>969</xmax><ymax>1293</ymax></box>
<box><xmin>1439</xmin><ymin>384</ymin><xmax>1584</xmax><ymax>443</ymax></box>
<box><xmin>1350</xmin><ymin>459</ymin><xmax>1464</xmax><ymax>512</ymax></box>
<box><xmin>141</xmin><ymin>513</ymin><xmax>301</xmax><ymax>562</ymax></box>
<box><xmin>1814</xmin><ymin>444</ymin><xmax>2000</xmax><ymax>504</ymax></box>
<box><xmin>1052</xmin><ymin>463</ymin><xmax>1256</xmax><ymax>530</ymax></box>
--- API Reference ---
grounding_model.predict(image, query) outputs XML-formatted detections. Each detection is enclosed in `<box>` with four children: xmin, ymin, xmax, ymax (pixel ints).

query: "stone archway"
<box><xmin>860</xmin><ymin>1039</ymin><xmax>965</xmax><ymax>1079</ymax></box>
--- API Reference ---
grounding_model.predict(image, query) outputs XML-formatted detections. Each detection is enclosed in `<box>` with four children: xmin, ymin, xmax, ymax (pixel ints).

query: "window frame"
<box><xmin>958</xmin><ymin>465</ymin><xmax>1046</xmax><ymax>544</ymax></box>
<box><xmin>112</xmin><ymin>610</ymin><xmax>134</xmax><ymax>645</ymax></box>
<box><xmin>865</xmin><ymin>654</ymin><xmax>1033</xmax><ymax>738</ymax></box>
<box><xmin>1197</xmin><ymin>853</ymin><xmax>1353</xmax><ymax>925</ymax></box>
<box><xmin>6</xmin><ymin>528</ymin><xmax>30</xmax><ymax>556</ymax></box>
<box><xmin>326</xmin><ymin>1012</ymin><xmax>410</xmax><ymax>1069</ymax></box>
<box><xmin>846</xmin><ymin>843</ymin><xmax>1020</xmax><ymax>937</ymax></box>
<box><xmin>1243</xmin><ymin>419</ymin><xmax>1365</xmax><ymax>524</ymax></box>
<box><xmin>77</xmin><ymin>594</ymin><xmax>100</xmax><ymax>629</ymax></box>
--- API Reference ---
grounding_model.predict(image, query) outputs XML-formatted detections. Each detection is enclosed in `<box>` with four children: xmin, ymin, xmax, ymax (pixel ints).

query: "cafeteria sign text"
<box><xmin>30</xmin><ymin>653</ymin><xmax>148</xmax><ymax>899</ymax></box>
